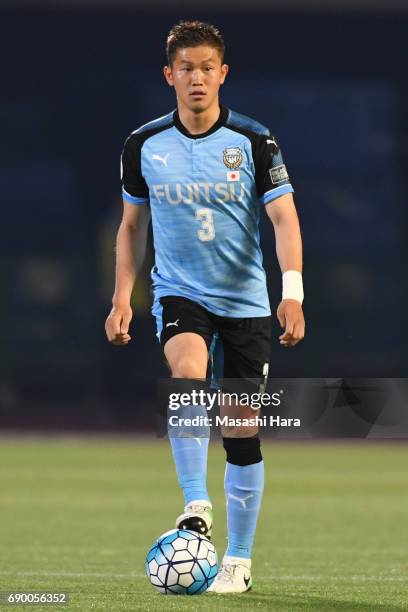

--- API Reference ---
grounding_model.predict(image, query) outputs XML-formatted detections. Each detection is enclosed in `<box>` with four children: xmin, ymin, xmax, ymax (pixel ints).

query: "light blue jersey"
<box><xmin>121</xmin><ymin>105</ymin><xmax>294</xmax><ymax>319</ymax></box>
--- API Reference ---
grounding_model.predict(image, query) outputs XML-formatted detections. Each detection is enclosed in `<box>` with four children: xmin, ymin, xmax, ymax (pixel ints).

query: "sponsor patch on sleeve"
<box><xmin>269</xmin><ymin>164</ymin><xmax>289</xmax><ymax>184</ymax></box>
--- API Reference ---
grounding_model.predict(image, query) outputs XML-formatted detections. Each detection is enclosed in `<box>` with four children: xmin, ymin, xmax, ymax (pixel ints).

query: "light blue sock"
<box><xmin>225</xmin><ymin>461</ymin><xmax>264</xmax><ymax>559</ymax></box>
<box><xmin>169</xmin><ymin>404</ymin><xmax>210</xmax><ymax>506</ymax></box>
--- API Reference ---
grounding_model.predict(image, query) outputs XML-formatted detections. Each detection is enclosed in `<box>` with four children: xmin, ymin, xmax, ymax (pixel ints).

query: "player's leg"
<box><xmin>208</xmin><ymin>316</ymin><xmax>271</xmax><ymax>593</ymax></box>
<box><xmin>164</xmin><ymin>335</ymin><xmax>214</xmax><ymax>537</ymax></box>
<box><xmin>164</xmin><ymin>331</ymin><xmax>208</xmax><ymax>379</ymax></box>
<box><xmin>157</xmin><ymin>297</ymin><xmax>215</xmax><ymax>537</ymax></box>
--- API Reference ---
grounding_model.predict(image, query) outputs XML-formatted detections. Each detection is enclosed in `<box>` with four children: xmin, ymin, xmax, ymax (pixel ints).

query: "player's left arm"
<box><xmin>254</xmin><ymin>131</ymin><xmax>305</xmax><ymax>346</ymax></box>
<box><xmin>265</xmin><ymin>193</ymin><xmax>305</xmax><ymax>347</ymax></box>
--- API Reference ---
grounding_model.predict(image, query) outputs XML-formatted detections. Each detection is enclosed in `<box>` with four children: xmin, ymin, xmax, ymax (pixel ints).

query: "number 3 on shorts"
<box><xmin>196</xmin><ymin>208</ymin><xmax>215</xmax><ymax>242</ymax></box>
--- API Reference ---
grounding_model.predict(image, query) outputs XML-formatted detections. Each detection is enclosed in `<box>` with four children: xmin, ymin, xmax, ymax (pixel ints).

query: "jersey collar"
<box><xmin>173</xmin><ymin>105</ymin><xmax>229</xmax><ymax>139</ymax></box>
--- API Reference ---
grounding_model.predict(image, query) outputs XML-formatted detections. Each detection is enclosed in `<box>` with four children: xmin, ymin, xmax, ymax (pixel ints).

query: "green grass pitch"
<box><xmin>0</xmin><ymin>438</ymin><xmax>407</xmax><ymax>611</ymax></box>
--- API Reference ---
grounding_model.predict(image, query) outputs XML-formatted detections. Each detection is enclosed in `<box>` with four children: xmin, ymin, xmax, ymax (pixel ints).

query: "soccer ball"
<box><xmin>145</xmin><ymin>528</ymin><xmax>218</xmax><ymax>595</ymax></box>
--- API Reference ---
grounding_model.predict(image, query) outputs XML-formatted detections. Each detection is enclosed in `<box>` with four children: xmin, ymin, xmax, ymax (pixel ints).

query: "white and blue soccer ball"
<box><xmin>145</xmin><ymin>528</ymin><xmax>218</xmax><ymax>595</ymax></box>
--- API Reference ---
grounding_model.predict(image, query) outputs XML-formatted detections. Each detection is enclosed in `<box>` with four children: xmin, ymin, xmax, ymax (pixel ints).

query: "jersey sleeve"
<box><xmin>253</xmin><ymin>134</ymin><xmax>294</xmax><ymax>205</ymax></box>
<box><xmin>121</xmin><ymin>135</ymin><xmax>149</xmax><ymax>205</ymax></box>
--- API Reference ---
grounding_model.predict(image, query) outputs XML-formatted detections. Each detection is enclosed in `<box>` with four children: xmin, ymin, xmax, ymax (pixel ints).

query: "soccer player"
<box><xmin>105</xmin><ymin>20</ymin><xmax>305</xmax><ymax>593</ymax></box>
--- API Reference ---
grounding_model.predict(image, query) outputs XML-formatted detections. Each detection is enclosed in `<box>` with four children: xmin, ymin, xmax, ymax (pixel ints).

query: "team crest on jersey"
<box><xmin>223</xmin><ymin>147</ymin><xmax>243</xmax><ymax>169</ymax></box>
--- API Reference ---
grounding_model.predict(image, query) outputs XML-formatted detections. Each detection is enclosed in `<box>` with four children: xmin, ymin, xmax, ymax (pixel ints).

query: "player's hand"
<box><xmin>277</xmin><ymin>299</ymin><xmax>305</xmax><ymax>347</ymax></box>
<box><xmin>105</xmin><ymin>304</ymin><xmax>133</xmax><ymax>346</ymax></box>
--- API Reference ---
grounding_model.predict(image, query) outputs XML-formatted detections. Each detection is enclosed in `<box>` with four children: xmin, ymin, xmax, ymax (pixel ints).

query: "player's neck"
<box><xmin>177</xmin><ymin>101</ymin><xmax>221</xmax><ymax>136</ymax></box>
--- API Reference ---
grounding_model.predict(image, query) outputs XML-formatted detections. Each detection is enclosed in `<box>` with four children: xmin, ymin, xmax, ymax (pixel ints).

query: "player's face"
<box><xmin>164</xmin><ymin>46</ymin><xmax>228</xmax><ymax>113</ymax></box>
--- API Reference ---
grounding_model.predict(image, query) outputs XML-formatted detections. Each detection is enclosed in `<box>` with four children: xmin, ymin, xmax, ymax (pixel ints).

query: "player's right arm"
<box><xmin>105</xmin><ymin>132</ymin><xmax>150</xmax><ymax>346</ymax></box>
<box><xmin>105</xmin><ymin>201</ymin><xmax>149</xmax><ymax>346</ymax></box>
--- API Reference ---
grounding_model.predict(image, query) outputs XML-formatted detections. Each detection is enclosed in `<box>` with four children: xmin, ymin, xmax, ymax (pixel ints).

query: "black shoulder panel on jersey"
<box><xmin>226</xmin><ymin>109</ymin><xmax>270</xmax><ymax>137</ymax></box>
<box><xmin>121</xmin><ymin>111</ymin><xmax>175</xmax><ymax>200</ymax></box>
<box><xmin>225</xmin><ymin>108</ymin><xmax>290</xmax><ymax>199</ymax></box>
<box><xmin>131</xmin><ymin>110</ymin><xmax>175</xmax><ymax>142</ymax></box>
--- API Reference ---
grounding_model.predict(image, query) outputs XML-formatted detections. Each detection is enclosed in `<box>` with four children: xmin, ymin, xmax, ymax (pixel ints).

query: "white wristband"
<box><xmin>282</xmin><ymin>270</ymin><xmax>304</xmax><ymax>304</ymax></box>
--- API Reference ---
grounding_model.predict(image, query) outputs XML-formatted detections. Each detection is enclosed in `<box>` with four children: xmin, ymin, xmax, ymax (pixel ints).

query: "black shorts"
<box><xmin>158</xmin><ymin>296</ymin><xmax>271</xmax><ymax>381</ymax></box>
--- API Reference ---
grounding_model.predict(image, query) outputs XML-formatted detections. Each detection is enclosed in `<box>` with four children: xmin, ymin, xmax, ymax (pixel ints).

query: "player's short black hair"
<box><xmin>166</xmin><ymin>20</ymin><xmax>225</xmax><ymax>66</ymax></box>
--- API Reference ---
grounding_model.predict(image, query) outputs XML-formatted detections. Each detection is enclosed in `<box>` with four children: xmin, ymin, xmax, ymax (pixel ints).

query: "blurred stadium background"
<box><xmin>0</xmin><ymin>0</ymin><xmax>407</xmax><ymax>431</ymax></box>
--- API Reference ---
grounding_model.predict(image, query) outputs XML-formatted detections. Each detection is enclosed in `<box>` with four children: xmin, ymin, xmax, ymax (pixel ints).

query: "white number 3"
<box><xmin>196</xmin><ymin>208</ymin><xmax>215</xmax><ymax>242</ymax></box>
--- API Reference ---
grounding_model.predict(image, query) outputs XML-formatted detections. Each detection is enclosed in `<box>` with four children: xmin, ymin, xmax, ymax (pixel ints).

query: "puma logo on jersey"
<box><xmin>166</xmin><ymin>319</ymin><xmax>180</xmax><ymax>328</ymax></box>
<box><xmin>227</xmin><ymin>493</ymin><xmax>254</xmax><ymax>509</ymax></box>
<box><xmin>266</xmin><ymin>138</ymin><xmax>277</xmax><ymax>147</ymax></box>
<box><xmin>152</xmin><ymin>153</ymin><xmax>170</xmax><ymax>166</ymax></box>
